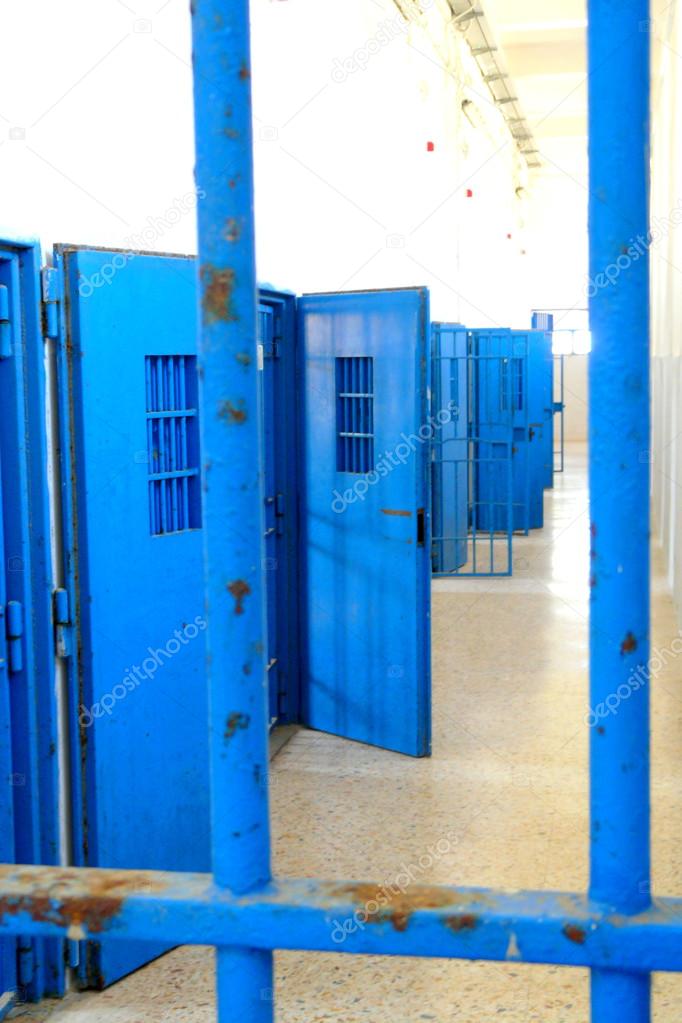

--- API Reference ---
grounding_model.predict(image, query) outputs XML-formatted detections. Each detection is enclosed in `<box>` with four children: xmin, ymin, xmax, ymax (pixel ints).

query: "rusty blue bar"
<box><xmin>588</xmin><ymin>0</ymin><xmax>651</xmax><ymax>1019</ymax></box>
<box><xmin>2</xmin><ymin>867</ymin><xmax>682</xmax><ymax>974</ymax></box>
<box><xmin>191</xmin><ymin>0</ymin><xmax>273</xmax><ymax>1019</ymax></box>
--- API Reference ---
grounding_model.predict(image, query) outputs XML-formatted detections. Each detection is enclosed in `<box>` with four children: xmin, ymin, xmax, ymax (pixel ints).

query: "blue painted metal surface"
<box><xmin>256</xmin><ymin>289</ymin><xmax>300</xmax><ymax>727</ymax></box>
<box><xmin>531</xmin><ymin>313</ymin><xmax>556</xmax><ymax>488</ymax></box>
<box><xmin>54</xmin><ymin>246</ymin><xmax>298</xmax><ymax>987</ymax></box>
<box><xmin>56</xmin><ymin>248</ymin><xmax>209</xmax><ymax>987</ymax></box>
<box><xmin>588</xmin><ymin>0</ymin><xmax>651</xmax><ymax>1018</ymax></box>
<box><xmin>4</xmin><ymin>866</ymin><xmax>682</xmax><ymax>974</ymax></box>
<box><xmin>0</xmin><ymin>449</ymin><xmax>17</xmax><ymax>1020</ymax></box>
<box><xmin>191</xmin><ymin>2</ymin><xmax>274</xmax><ymax>1020</ymax></box>
<box><xmin>431</xmin><ymin>323</ymin><xmax>468</xmax><ymax>573</ymax></box>
<box><xmin>433</xmin><ymin>327</ymin><xmax>514</xmax><ymax>576</ymax></box>
<box><xmin>0</xmin><ymin>2</ymin><xmax>661</xmax><ymax>1022</ymax></box>
<box><xmin>298</xmin><ymin>288</ymin><xmax>431</xmax><ymax>757</ymax></box>
<box><xmin>0</xmin><ymin>239</ymin><xmax>61</xmax><ymax>1004</ymax></box>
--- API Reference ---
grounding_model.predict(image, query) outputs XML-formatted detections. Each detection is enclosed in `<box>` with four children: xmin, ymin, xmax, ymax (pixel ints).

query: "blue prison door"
<box><xmin>299</xmin><ymin>288</ymin><xmax>432</xmax><ymax>757</ymax></box>
<box><xmin>0</xmin><ymin>240</ymin><xmax>61</xmax><ymax>1005</ymax></box>
<box><xmin>518</xmin><ymin>329</ymin><xmax>550</xmax><ymax>528</ymax></box>
<box><xmin>55</xmin><ymin>248</ymin><xmax>298</xmax><ymax>987</ymax></box>
<box><xmin>431</xmin><ymin>323</ymin><xmax>468</xmax><ymax>573</ymax></box>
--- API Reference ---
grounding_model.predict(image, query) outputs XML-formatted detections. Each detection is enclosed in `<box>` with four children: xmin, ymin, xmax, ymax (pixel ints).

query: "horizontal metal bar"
<box><xmin>146</xmin><ymin>410</ymin><xmax>198</xmax><ymax>419</ymax></box>
<box><xmin>1</xmin><ymin>867</ymin><xmax>682</xmax><ymax>972</ymax></box>
<box><xmin>148</xmin><ymin>469</ymin><xmax>200</xmax><ymax>481</ymax></box>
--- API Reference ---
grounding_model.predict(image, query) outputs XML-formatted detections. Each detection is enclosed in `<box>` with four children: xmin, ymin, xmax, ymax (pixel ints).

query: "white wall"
<box><xmin>0</xmin><ymin>0</ymin><xmax>551</xmax><ymax>328</ymax></box>
<box><xmin>651</xmin><ymin>0</ymin><xmax>682</xmax><ymax>622</ymax></box>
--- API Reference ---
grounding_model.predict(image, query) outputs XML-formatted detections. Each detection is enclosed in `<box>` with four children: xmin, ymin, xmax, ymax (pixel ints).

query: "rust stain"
<box><xmin>380</xmin><ymin>509</ymin><xmax>412</xmax><ymax>518</ymax></box>
<box><xmin>218</xmin><ymin>400</ymin><xmax>247</xmax><ymax>425</ymax></box>
<box><xmin>620</xmin><ymin>631</ymin><xmax>637</xmax><ymax>655</ymax></box>
<box><xmin>239</xmin><ymin>63</ymin><xmax>251</xmax><ymax>80</ymax></box>
<box><xmin>331</xmin><ymin>882</ymin><xmax>472</xmax><ymax>933</ymax></box>
<box><xmin>224</xmin><ymin>712</ymin><xmax>250</xmax><ymax>742</ymax></box>
<box><xmin>444</xmin><ymin>913</ymin><xmax>478</xmax><ymax>933</ymax></box>
<box><xmin>227</xmin><ymin>579</ymin><xmax>251</xmax><ymax>614</ymax></box>
<box><xmin>223</xmin><ymin>218</ymin><xmax>242</xmax><ymax>243</ymax></box>
<box><xmin>200</xmin><ymin>264</ymin><xmax>237</xmax><ymax>325</ymax></box>
<box><xmin>563</xmin><ymin>923</ymin><xmax>586</xmax><ymax>944</ymax></box>
<box><xmin>0</xmin><ymin>870</ymin><xmax>165</xmax><ymax>936</ymax></box>
<box><xmin>236</xmin><ymin>351</ymin><xmax>251</xmax><ymax>367</ymax></box>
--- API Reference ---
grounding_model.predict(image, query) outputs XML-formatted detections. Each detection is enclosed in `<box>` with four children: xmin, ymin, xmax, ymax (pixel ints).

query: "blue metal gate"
<box><xmin>0</xmin><ymin>3</ymin><xmax>667</xmax><ymax>1022</ymax></box>
<box><xmin>432</xmin><ymin>325</ymin><xmax>514</xmax><ymax>576</ymax></box>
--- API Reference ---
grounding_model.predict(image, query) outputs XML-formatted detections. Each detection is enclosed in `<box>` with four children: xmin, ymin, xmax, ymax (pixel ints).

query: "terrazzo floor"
<box><xmin>10</xmin><ymin>445</ymin><xmax>682</xmax><ymax>1021</ymax></box>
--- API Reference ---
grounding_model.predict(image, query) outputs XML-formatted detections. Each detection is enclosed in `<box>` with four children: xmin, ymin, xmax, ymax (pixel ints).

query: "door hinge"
<box><xmin>5</xmin><ymin>601</ymin><xmax>23</xmax><ymax>674</ymax></box>
<box><xmin>0</xmin><ymin>283</ymin><xmax>12</xmax><ymax>359</ymax></box>
<box><xmin>53</xmin><ymin>588</ymin><xmax>72</xmax><ymax>659</ymax></box>
<box><xmin>41</xmin><ymin>266</ymin><xmax>60</xmax><ymax>340</ymax></box>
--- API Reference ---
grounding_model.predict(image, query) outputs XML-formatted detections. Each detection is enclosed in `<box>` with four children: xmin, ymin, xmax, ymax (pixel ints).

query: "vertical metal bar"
<box><xmin>588</xmin><ymin>1</ymin><xmax>651</xmax><ymax>1019</ymax></box>
<box><xmin>191</xmin><ymin>2</ymin><xmax>273</xmax><ymax>1022</ymax></box>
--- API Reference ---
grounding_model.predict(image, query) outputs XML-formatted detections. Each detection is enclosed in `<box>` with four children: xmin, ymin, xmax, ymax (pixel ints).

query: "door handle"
<box><xmin>417</xmin><ymin>508</ymin><xmax>425</xmax><ymax>547</ymax></box>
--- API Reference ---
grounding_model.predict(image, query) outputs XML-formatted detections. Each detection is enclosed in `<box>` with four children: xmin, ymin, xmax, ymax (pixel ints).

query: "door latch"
<box><xmin>53</xmin><ymin>588</ymin><xmax>72</xmax><ymax>659</ymax></box>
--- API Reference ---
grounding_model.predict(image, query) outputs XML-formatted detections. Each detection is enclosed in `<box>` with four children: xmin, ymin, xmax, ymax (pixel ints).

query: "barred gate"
<box><xmin>431</xmin><ymin>325</ymin><xmax>514</xmax><ymax>577</ymax></box>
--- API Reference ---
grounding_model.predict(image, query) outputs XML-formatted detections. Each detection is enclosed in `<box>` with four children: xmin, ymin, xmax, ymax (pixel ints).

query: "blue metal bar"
<box><xmin>191</xmin><ymin>1</ymin><xmax>273</xmax><ymax>1020</ymax></box>
<box><xmin>2</xmin><ymin>867</ymin><xmax>682</xmax><ymax>973</ymax></box>
<box><xmin>588</xmin><ymin>0</ymin><xmax>651</xmax><ymax>1019</ymax></box>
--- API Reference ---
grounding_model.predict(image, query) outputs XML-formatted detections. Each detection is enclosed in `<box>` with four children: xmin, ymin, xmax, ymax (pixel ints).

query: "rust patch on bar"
<box><xmin>218</xmin><ymin>400</ymin><xmax>247</xmax><ymax>425</ymax></box>
<box><xmin>236</xmin><ymin>352</ymin><xmax>252</xmax><ymax>367</ymax></box>
<box><xmin>620</xmin><ymin>632</ymin><xmax>637</xmax><ymax>655</ymax></box>
<box><xmin>0</xmin><ymin>869</ymin><xmax>165</xmax><ymax>936</ymax></box>
<box><xmin>200</xmin><ymin>264</ymin><xmax>237</xmax><ymax>324</ymax></box>
<box><xmin>224</xmin><ymin>713</ymin><xmax>250</xmax><ymax>742</ymax></box>
<box><xmin>444</xmin><ymin>913</ymin><xmax>478</xmax><ymax>933</ymax></box>
<box><xmin>227</xmin><ymin>579</ymin><xmax>251</xmax><ymax>614</ymax></box>
<box><xmin>223</xmin><ymin>218</ymin><xmax>241</xmax><ymax>243</ymax></box>
<box><xmin>380</xmin><ymin>509</ymin><xmax>412</xmax><ymax>518</ymax></box>
<box><xmin>563</xmin><ymin>923</ymin><xmax>586</xmax><ymax>944</ymax></box>
<box><xmin>330</xmin><ymin>882</ymin><xmax>475</xmax><ymax>933</ymax></box>
<box><xmin>239</xmin><ymin>64</ymin><xmax>251</xmax><ymax>80</ymax></box>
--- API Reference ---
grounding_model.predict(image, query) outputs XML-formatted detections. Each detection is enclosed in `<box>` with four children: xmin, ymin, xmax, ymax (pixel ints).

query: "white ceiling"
<box><xmin>484</xmin><ymin>0</ymin><xmax>588</xmax><ymax>179</ymax></box>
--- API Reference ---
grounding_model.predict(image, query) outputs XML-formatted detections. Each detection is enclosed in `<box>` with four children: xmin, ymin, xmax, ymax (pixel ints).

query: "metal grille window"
<box><xmin>145</xmin><ymin>355</ymin><xmax>201</xmax><ymax>535</ymax></box>
<box><xmin>336</xmin><ymin>356</ymin><xmax>374</xmax><ymax>474</ymax></box>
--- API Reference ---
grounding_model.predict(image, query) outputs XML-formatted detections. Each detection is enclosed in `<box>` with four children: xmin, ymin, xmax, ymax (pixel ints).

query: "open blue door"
<box><xmin>54</xmin><ymin>247</ymin><xmax>299</xmax><ymax>987</ymax></box>
<box><xmin>530</xmin><ymin>313</ymin><xmax>555</xmax><ymax>489</ymax></box>
<box><xmin>519</xmin><ymin>329</ymin><xmax>549</xmax><ymax>528</ymax></box>
<box><xmin>299</xmin><ymin>288</ymin><xmax>431</xmax><ymax>757</ymax></box>
<box><xmin>0</xmin><ymin>239</ymin><xmax>61</xmax><ymax>1006</ymax></box>
<box><xmin>431</xmin><ymin>323</ymin><xmax>468</xmax><ymax>573</ymax></box>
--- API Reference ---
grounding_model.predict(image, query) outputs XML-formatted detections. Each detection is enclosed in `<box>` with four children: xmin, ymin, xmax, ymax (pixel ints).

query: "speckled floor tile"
<box><xmin>9</xmin><ymin>446</ymin><xmax>682</xmax><ymax>1020</ymax></box>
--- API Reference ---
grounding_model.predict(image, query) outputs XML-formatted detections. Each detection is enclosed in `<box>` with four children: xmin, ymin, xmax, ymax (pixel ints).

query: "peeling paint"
<box><xmin>218</xmin><ymin>400</ymin><xmax>247</xmax><ymax>425</ymax></box>
<box><xmin>224</xmin><ymin>712</ymin><xmax>250</xmax><ymax>741</ymax></box>
<box><xmin>227</xmin><ymin>579</ymin><xmax>251</xmax><ymax>614</ymax></box>
<box><xmin>620</xmin><ymin>631</ymin><xmax>637</xmax><ymax>655</ymax></box>
<box><xmin>200</xmin><ymin>264</ymin><xmax>237</xmax><ymax>324</ymax></box>
<box><xmin>563</xmin><ymin>923</ymin><xmax>586</xmax><ymax>944</ymax></box>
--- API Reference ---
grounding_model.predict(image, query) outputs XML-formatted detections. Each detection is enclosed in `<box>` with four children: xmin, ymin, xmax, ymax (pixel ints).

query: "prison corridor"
<box><xmin>8</xmin><ymin>445</ymin><xmax>682</xmax><ymax>1021</ymax></box>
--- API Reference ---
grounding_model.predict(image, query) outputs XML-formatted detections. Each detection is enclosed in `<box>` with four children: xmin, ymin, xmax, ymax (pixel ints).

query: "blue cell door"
<box><xmin>431</xmin><ymin>323</ymin><xmax>468</xmax><ymax>573</ymax></box>
<box><xmin>0</xmin><ymin>447</ymin><xmax>17</xmax><ymax>1019</ymax></box>
<box><xmin>0</xmin><ymin>240</ymin><xmax>61</xmax><ymax>1005</ymax></box>
<box><xmin>299</xmin><ymin>288</ymin><xmax>431</xmax><ymax>757</ymax></box>
<box><xmin>257</xmin><ymin>290</ymin><xmax>300</xmax><ymax>727</ymax></box>
<box><xmin>54</xmin><ymin>248</ymin><xmax>299</xmax><ymax>988</ymax></box>
<box><xmin>522</xmin><ymin>329</ymin><xmax>549</xmax><ymax>528</ymax></box>
<box><xmin>55</xmin><ymin>247</ymin><xmax>210</xmax><ymax>988</ymax></box>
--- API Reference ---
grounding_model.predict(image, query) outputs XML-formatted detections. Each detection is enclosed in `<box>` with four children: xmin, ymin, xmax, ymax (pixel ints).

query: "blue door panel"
<box><xmin>522</xmin><ymin>330</ymin><xmax>548</xmax><ymax>529</ymax></box>
<box><xmin>431</xmin><ymin>324</ymin><xmax>467</xmax><ymax>573</ymax></box>
<box><xmin>0</xmin><ymin>240</ymin><xmax>61</xmax><ymax>1003</ymax></box>
<box><xmin>57</xmin><ymin>249</ymin><xmax>298</xmax><ymax>987</ymax></box>
<box><xmin>299</xmin><ymin>288</ymin><xmax>431</xmax><ymax>758</ymax></box>
<box><xmin>60</xmin><ymin>248</ymin><xmax>208</xmax><ymax>987</ymax></box>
